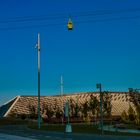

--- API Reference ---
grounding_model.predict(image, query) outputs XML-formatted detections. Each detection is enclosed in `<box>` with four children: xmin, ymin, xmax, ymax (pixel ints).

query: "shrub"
<box><xmin>21</xmin><ymin>114</ymin><xmax>26</xmax><ymax>120</ymax></box>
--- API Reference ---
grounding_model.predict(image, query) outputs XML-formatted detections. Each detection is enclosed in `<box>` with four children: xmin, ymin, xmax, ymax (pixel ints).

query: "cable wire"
<box><xmin>0</xmin><ymin>7</ymin><xmax>140</xmax><ymax>24</ymax></box>
<box><xmin>0</xmin><ymin>15</ymin><xmax>139</xmax><ymax>31</ymax></box>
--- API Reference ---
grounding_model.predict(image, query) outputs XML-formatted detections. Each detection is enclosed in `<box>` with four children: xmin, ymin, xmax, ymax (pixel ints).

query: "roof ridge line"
<box><xmin>4</xmin><ymin>95</ymin><xmax>21</xmax><ymax>117</ymax></box>
<box><xmin>2</xmin><ymin>96</ymin><xmax>18</xmax><ymax>106</ymax></box>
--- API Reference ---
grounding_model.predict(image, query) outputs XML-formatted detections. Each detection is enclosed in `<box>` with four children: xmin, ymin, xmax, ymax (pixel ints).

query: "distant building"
<box><xmin>0</xmin><ymin>92</ymin><xmax>133</xmax><ymax>119</ymax></box>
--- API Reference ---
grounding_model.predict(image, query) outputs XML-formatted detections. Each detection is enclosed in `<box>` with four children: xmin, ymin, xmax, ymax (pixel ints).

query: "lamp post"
<box><xmin>129</xmin><ymin>88</ymin><xmax>140</xmax><ymax>92</ymax></box>
<box><xmin>36</xmin><ymin>33</ymin><xmax>41</xmax><ymax>129</ymax></box>
<box><xmin>128</xmin><ymin>88</ymin><xmax>140</xmax><ymax>102</ymax></box>
<box><xmin>96</xmin><ymin>83</ymin><xmax>103</xmax><ymax>135</ymax></box>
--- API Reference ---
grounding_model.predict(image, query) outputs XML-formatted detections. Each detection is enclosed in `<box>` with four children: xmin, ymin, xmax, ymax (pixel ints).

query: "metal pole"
<box><xmin>61</xmin><ymin>75</ymin><xmax>63</xmax><ymax>96</ymax></box>
<box><xmin>61</xmin><ymin>75</ymin><xmax>64</xmax><ymax>124</ymax></box>
<box><xmin>96</xmin><ymin>83</ymin><xmax>103</xmax><ymax>135</ymax></box>
<box><xmin>37</xmin><ymin>33</ymin><xmax>41</xmax><ymax>129</ymax></box>
<box><xmin>68</xmin><ymin>101</ymin><xmax>69</xmax><ymax>124</ymax></box>
<box><xmin>100</xmin><ymin>85</ymin><xmax>103</xmax><ymax>135</ymax></box>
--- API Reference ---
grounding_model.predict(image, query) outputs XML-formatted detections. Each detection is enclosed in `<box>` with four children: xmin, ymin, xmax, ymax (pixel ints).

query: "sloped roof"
<box><xmin>1</xmin><ymin>92</ymin><xmax>134</xmax><ymax>117</ymax></box>
<box><xmin>0</xmin><ymin>96</ymin><xmax>19</xmax><ymax>117</ymax></box>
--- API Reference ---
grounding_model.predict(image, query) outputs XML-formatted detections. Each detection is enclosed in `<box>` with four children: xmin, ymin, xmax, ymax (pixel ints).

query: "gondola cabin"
<box><xmin>67</xmin><ymin>18</ymin><xmax>73</xmax><ymax>30</ymax></box>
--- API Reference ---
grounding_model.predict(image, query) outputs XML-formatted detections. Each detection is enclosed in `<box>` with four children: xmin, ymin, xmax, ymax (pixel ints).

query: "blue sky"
<box><xmin>0</xmin><ymin>0</ymin><xmax>140</xmax><ymax>105</ymax></box>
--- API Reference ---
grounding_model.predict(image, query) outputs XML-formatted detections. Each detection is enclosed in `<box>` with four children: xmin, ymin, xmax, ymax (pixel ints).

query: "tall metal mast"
<box><xmin>37</xmin><ymin>33</ymin><xmax>41</xmax><ymax>129</ymax></box>
<box><xmin>61</xmin><ymin>75</ymin><xmax>63</xmax><ymax>96</ymax></box>
<box><xmin>96</xmin><ymin>83</ymin><xmax>103</xmax><ymax>135</ymax></box>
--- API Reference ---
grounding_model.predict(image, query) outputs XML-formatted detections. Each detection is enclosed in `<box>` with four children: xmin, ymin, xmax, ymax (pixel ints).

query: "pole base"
<box><xmin>65</xmin><ymin>124</ymin><xmax>72</xmax><ymax>133</ymax></box>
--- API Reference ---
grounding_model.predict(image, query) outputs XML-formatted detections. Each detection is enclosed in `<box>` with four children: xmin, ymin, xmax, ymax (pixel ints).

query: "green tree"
<box><xmin>74</xmin><ymin>102</ymin><xmax>79</xmax><ymax>118</ymax></box>
<box><xmin>128</xmin><ymin>105</ymin><xmax>136</xmax><ymax>122</ymax></box>
<box><xmin>69</xmin><ymin>98</ymin><xmax>75</xmax><ymax>117</ymax></box>
<box><xmin>45</xmin><ymin>105</ymin><xmax>54</xmax><ymax>119</ymax></box>
<box><xmin>129</xmin><ymin>90</ymin><xmax>140</xmax><ymax>124</ymax></box>
<box><xmin>82</xmin><ymin>100</ymin><xmax>89</xmax><ymax>118</ymax></box>
<box><xmin>103</xmin><ymin>91</ymin><xmax>112</xmax><ymax>118</ymax></box>
<box><xmin>55</xmin><ymin>107</ymin><xmax>63</xmax><ymax>119</ymax></box>
<box><xmin>121</xmin><ymin>110</ymin><xmax>128</xmax><ymax>123</ymax></box>
<box><xmin>89</xmin><ymin>95</ymin><xmax>99</xmax><ymax>118</ymax></box>
<box><xmin>28</xmin><ymin>104</ymin><xmax>37</xmax><ymax>119</ymax></box>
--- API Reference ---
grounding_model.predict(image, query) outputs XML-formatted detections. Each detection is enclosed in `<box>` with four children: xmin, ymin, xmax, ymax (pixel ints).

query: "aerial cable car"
<box><xmin>67</xmin><ymin>18</ymin><xmax>73</xmax><ymax>30</ymax></box>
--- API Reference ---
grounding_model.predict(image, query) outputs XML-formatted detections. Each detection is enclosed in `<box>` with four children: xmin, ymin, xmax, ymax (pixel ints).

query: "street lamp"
<box><xmin>129</xmin><ymin>88</ymin><xmax>140</xmax><ymax>93</ymax></box>
<box><xmin>67</xmin><ymin>18</ymin><xmax>73</xmax><ymax>30</ymax></box>
<box><xmin>96</xmin><ymin>83</ymin><xmax>103</xmax><ymax>135</ymax></box>
<box><xmin>128</xmin><ymin>88</ymin><xmax>140</xmax><ymax>102</ymax></box>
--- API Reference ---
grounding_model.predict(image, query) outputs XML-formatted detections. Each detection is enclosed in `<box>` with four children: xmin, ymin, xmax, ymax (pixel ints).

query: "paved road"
<box><xmin>0</xmin><ymin>125</ymin><xmax>73</xmax><ymax>140</ymax></box>
<box><xmin>0</xmin><ymin>133</ymin><xmax>35</xmax><ymax>140</ymax></box>
<box><xmin>0</xmin><ymin>125</ymin><xmax>140</xmax><ymax>140</ymax></box>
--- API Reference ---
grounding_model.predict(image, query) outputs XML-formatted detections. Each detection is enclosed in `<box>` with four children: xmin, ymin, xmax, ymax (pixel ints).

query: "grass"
<box><xmin>29</xmin><ymin>123</ymin><xmax>99</xmax><ymax>133</ymax></box>
<box><xmin>0</xmin><ymin>118</ymin><xmax>29</xmax><ymax>125</ymax></box>
<box><xmin>0</xmin><ymin>118</ymin><xmax>140</xmax><ymax>137</ymax></box>
<box><xmin>28</xmin><ymin>123</ymin><xmax>140</xmax><ymax>137</ymax></box>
